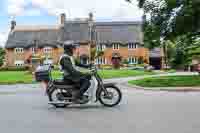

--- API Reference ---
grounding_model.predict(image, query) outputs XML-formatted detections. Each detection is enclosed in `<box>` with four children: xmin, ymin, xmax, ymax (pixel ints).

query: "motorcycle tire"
<box><xmin>99</xmin><ymin>86</ymin><xmax>122</xmax><ymax>107</ymax></box>
<box><xmin>48</xmin><ymin>88</ymin><xmax>68</xmax><ymax>108</ymax></box>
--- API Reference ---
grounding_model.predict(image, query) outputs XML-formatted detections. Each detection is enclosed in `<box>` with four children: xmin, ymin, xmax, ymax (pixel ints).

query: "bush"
<box><xmin>100</xmin><ymin>64</ymin><xmax>113</xmax><ymax>70</ymax></box>
<box><xmin>122</xmin><ymin>59</ymin><xmax>129</xmax><ymax>65</ymax></box>
<box><xmin>0</xmin><ymin>47</ymin><xmax>5</xmax><ymax>67</ymax></box>
<box><xmin>0</xmin><ymin>66</ymin><xmax>29</xmax><ymax>71</ymax></box>
<box><xmin>138</xmin><ymin>57</ymin><xmax>144</xmax><ymax>64</ymax></box>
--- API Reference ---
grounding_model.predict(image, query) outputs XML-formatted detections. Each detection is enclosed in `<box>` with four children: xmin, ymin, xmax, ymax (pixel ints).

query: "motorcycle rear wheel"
<box><xmin>48</xmin><ymin>88</ymin><xmax>68</xmax><ymax>108</ymax></box>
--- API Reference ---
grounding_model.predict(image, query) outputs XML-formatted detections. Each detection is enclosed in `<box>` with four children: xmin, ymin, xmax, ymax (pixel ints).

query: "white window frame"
<box><xmin>15</xmin><ymin>48</ymin><xmax>24</xmax><ymax>53</ymax></box>
<box><xmin>96</xmin><ymin>57</ymin><xmax>106</xmax><ymax>65</ymax></box>
<box><xmin>128</xmin><ymin>57</ymin><xmax>138</xmax><ymax>64</ymax></box>
<box><xmin>128</xmin><ymin>43</ymin><xmax>138</xmax><ymax>49</ymax></box>
<box><xmin>15</xmin><ymin>60</ymin><xmax>24</xmax><ymax>67</ymax></box>
<box><xmin>31</xmin><ymin>47</ymin><xmax>36</xmax><ymax>53</ymax></box>
<box><xmin>113</xmin><ymin>43</ymin><xmax>119</xmax><ymax>50</ymax></box>
<box><xmin>43</xmin><ymin>47</ymin><xmax>52</xmax><ymax>53</ymax></box>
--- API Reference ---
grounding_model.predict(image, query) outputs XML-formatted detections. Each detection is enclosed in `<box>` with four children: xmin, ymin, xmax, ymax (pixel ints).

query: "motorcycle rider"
<box><xmin>59</xmin><ymin>42</ymin><xmax>91</xmax><ymax>101</ymax></box>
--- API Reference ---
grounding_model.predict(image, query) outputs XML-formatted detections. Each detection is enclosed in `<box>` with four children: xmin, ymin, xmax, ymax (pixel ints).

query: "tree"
<box><xmin>168</xmin><ymin>34</ymin><xmax>200</xmax><ymax>69</ymax></box>
<box><xmin>90</xmin><ymin>47</ymin><xmax>104</xmax><ymax>63</ymax></box>
<box><xmin>131</xmin><ymin>0</ymin><xmax>200</xmax><ymax>39</ymax></box>
<box><xmin>0</xmin><ymin>47</ymin><xmax>5</xmax><ymax>67</ymax></box>
<box><xmin>127</xmin><ymin>0</ymin><xmax>200</xmax><ymax>69</ymax></box>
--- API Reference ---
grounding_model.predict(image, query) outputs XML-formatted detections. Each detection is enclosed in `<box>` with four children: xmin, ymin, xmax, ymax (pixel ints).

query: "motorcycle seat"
<box><xmin>53</xmin><ymin>79</ymin><xmax>74</xmax><ymax>85</ymax></box>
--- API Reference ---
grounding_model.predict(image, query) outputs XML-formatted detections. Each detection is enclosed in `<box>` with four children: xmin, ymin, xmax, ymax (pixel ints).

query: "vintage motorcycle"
<box><xmin>35</xmin><ymin>65</ymin><xmax>122</xmax><ymax>108</ymax></box>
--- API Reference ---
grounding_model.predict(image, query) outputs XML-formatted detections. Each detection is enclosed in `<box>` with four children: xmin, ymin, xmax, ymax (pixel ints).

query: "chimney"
<box><xmin>89</xmin><ymin>12</ymin><xmax>93</xmax><ymax>21</ymax></box>
<box><xmin>11</xmin><ymin>20</ymin><xmax>16</xmax><ymax>31</ymax></box>
<box><xmin>60</xmin><ymin>13</ymin><xmax>66</xmax><ymax>25</ymax></box>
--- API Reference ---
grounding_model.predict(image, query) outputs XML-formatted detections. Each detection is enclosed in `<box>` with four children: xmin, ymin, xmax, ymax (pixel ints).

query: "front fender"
<box><xmin>103</xmin><ymin>83</ymin><xmax>116</xmax><ymax>88</ymax></box>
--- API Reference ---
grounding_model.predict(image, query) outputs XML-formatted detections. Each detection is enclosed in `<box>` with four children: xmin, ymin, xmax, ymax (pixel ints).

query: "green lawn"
<box><xmin>0</xmin><ymin>70</ymin><xmax>155</xmax><ymax>84</ymax></box>
<box><xmin>98</xmin><ymin>70</ymin><xmax>154</xmax><ymax>79</ymax></box>
<box><xmin>0</xmin><ymin>71</ymin><xmax>33</xmax><ymax>84</ymax></box>
<box><xmin>129</xmin><ymin>75</ymin><xmax>200</xmax><ymax>87</ymax></box>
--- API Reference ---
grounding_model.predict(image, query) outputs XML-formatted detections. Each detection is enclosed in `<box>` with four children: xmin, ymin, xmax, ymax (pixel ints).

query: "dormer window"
<box><xmin>113</xmin><ymin>43</ymin><xmax>119</xmax><ymax>50</ymax></box>
<box><xmin>15</xmin><ymin>48</ymin><xmax>24</xmax><ymax>53</ymax></box>
<box><xmin>128</xmin><ymin>43</ymin><xmax>138</xmax><ymax>49</ymax></box>
<box><xmin>97</xmin><ymin>44</ymin><xmax>106</xmax><ymax>51</ymax></box>
<box><xmin>44</xmin><ymin>47</ymin><xmax>52</xmax><ymax>53</ymax></box>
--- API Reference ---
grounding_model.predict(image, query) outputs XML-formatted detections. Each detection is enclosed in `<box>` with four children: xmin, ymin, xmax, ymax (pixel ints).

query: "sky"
<box><xmin>0</xmin><ymin>0</ymin><xmax>143</xmax><ymax>47</ymax></box>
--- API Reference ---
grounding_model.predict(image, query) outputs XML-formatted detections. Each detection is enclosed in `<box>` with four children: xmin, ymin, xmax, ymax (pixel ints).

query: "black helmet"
<box><xmin>63</xmin><ymin>41</ymin><xmax>79</xmax><ymax>56</ymax></box>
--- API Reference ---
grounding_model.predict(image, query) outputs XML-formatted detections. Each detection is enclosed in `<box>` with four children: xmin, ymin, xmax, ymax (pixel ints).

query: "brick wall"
<box><xmin>102</xmin><ymin>47</ymin><xmax>149</xmax><ymax>64</ymax></box>
<box><xmin>5</xmin><ymin>49</ymin><xmax>15</xmax><ymax>66</ymax></box>
<box><xmin>5</xmin><ymin>44</ymin><xmax>150</xmax><ymax>66</ymax></box>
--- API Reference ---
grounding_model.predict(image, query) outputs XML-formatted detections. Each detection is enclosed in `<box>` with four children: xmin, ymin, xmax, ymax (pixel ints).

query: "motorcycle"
<box><xmin>35</xmin><ymin>65</ymin><xmax>122</xmax><ymax>108</ymax></box>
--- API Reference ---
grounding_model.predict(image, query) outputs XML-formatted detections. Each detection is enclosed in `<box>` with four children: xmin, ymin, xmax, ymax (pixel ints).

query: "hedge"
<box><xmin>0</xmin><ymin>66</ymin><xmax>29</xmax><ymax>71</ymax></box>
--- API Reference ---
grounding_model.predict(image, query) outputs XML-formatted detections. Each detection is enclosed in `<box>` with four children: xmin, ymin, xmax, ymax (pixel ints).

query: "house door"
<box><xmin>81</xmin><ymin>57</ymin><xmax>88</xmax><ymax>65</ymax></box>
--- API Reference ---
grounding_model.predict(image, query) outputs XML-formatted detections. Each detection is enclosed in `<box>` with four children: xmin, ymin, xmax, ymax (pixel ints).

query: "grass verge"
<box><xmin>129</xmin><ymin>75</ymin><xmax>200</xmax><ymax>87</ymax></box>
<box><xmin>0</xmin><ymin>70</ymin><xmax>155</xmax><ymax>85</ymax></box>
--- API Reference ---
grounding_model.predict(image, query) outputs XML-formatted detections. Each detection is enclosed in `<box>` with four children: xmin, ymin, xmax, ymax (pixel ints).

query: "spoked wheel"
<box><xmin>99</xmin><ymin>86</ymin><xmax>122</xmax><ymax>107</ymax></box>
<box><xmin>48</xmin><ymin>89</ymin><xmax>68</xmax><ymax>108</ymax></box>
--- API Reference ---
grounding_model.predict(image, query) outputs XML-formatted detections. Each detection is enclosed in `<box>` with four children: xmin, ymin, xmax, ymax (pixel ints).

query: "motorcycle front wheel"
<box><xmin>99</xmin><ymin>86</ymin><xmax>122</xmax><ymax>107</ymax></box>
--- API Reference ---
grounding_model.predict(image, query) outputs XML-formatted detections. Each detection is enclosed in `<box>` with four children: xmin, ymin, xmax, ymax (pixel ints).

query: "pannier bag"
<box><xmin>35</xmin><ymin>65</ymin><xmax>50</xmax><ymax>82</ymax></box>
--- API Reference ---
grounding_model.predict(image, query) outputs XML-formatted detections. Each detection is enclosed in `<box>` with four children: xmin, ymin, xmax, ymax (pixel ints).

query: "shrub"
<box><xmin>122</xmin><ymin>59</ymin><xmax>129</xmax><ymax>65</ymax></box>
<box><xmin>0</xmin><ymin>47</ymin><xmax>5</xmax><ymax>67</ymax></box>
<box><xmin>138</xmin><ymin>57</ymin><xmax>144</xmax><ymax>64</ymax></box>
<box><xmin>101</xmin><ymin>64</ymin><xmax>113</xmax><ymax>70</ymax></box>
<box><xmin>0</xmin><ymin>66</ymin><xmax>29</xmax><ymax>71</ymax></box>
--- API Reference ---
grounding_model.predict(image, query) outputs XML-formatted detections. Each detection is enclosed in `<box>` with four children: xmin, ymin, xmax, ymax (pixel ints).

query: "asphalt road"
<box><xmin>0</xmin><ymin>83</ymin><xmax>200</xmax><ymax>133</ymax></box>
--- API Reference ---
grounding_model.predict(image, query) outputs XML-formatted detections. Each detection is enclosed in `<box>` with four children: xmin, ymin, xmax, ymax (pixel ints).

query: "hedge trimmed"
<box><xmin>0</xmin><ymin>66</ymin><xmax>29</xmax><ymax>71</ymax></box>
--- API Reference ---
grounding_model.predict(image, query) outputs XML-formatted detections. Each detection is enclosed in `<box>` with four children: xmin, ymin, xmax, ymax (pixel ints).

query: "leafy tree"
<box><xmin>171</xmin><ymin>48</ymin><xmax>186</xmax><ymax>69</ymax></box>
<box><xmin>90</xmin><ymin>47</ymin><xmax>104</xmax><ymax>63</ymax></box>
<box><xmin>127</xmin><ymin>0</ymin><xmax>200</xmax><ymax>69</ymax></box>
<box><xmin>168</xmin><ymin>34</ymin><xmax>200</xmax><ymax>69</ymax></box>
<box><xmin>127</xmin><ymin>0</ymin><xmax>200</xmax><ymax>41</ymax></box>
<box><xmin>0</xmin><ymin>47</ymin><xmax>5</xmax><ymax>67</ymax></box>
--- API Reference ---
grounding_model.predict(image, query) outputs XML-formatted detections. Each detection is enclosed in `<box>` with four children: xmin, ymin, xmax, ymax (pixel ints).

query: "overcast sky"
<box><xmin>0</xmin><ymin>0</ymin><xmax>143</xmax><ymax>47</ymax></box>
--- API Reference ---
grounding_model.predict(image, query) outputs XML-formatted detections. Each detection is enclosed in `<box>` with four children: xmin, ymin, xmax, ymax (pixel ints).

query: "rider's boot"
<box><xmin>73</xmin><ymin>91</ymin><xmax>88</xmax><ymax>104</ymax></box>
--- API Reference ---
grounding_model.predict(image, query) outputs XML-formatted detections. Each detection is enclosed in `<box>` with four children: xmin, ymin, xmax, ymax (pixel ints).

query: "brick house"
<box><xmin>4</xmin><ymin>13</ymin><xmax>163</xmax><ymax>69</ymax></box>
<box><xmin>94</xmin><ymin>21</ymin><xmax>148</xmax><ymax>65</ymax></box>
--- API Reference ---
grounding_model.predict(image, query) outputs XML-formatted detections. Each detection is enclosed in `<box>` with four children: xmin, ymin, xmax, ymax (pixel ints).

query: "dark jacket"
<box><xmin>60</xmin><ymin>55</ymin><xmax>90</xmax><ymax>82</ymax></box>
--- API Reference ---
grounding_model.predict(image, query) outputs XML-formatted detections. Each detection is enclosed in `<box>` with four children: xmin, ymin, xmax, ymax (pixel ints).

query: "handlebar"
<box><xmin>90</xmin><ymin>64</ymin><xmax>98</xmax><ymax>74</ymax></box>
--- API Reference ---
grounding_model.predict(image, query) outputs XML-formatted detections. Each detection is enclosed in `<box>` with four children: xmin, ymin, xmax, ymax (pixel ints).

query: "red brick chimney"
<box><xmin>60</xmin><ymin>13</ymin><xmax>66</xmax><ymax>25</ymax></box>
